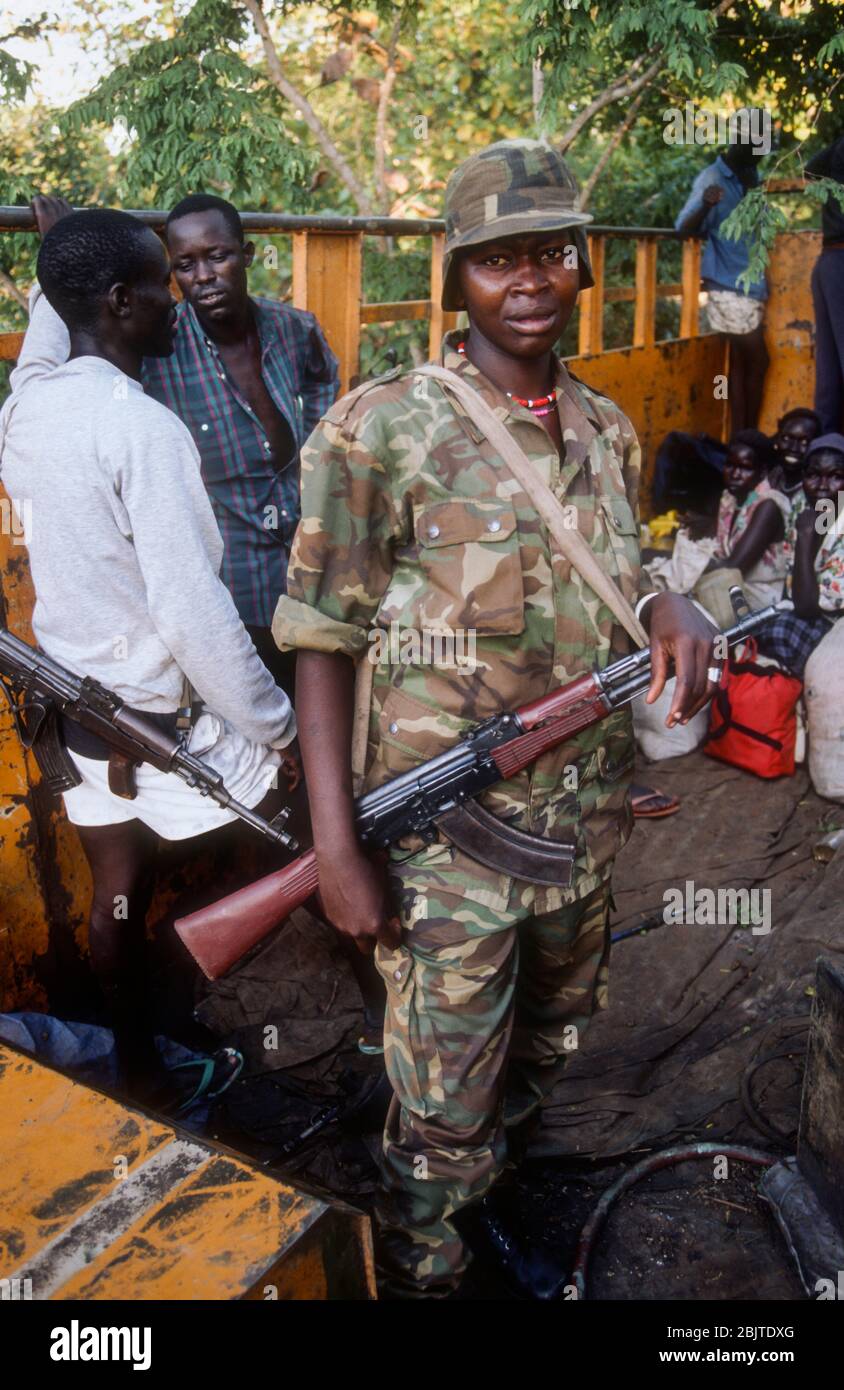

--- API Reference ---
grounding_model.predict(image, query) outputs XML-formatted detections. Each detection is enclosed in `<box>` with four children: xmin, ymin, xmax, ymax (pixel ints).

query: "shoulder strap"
<box><xmin>414</xmin><ymin>364</ymin><xmax>648</xmax><ymax>649</ymax></box>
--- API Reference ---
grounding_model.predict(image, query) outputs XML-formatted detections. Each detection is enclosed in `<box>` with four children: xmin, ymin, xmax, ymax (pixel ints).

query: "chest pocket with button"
<box><xmin>598</xmin><ymin>494</ymin><xmax>641</xmax><ymax>607</ymax></box>
<box><xmin>411</xmin><ymin>498</ymin><xmax>525</xmax><ymax>635</ymax></box>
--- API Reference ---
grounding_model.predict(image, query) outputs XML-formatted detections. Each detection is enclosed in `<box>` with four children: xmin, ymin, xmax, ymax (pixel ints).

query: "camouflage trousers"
<box><xmin>373</xmin><ymin>841</ymin><xmax>612</xmax><ymax>1298</ymax></box>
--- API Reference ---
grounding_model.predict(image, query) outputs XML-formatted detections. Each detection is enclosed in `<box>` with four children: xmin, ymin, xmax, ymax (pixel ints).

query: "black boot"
<box><xmin>453</xmin><ymin>1179</ymin><xmax>571</xmax><ymax>1301</ymax></box>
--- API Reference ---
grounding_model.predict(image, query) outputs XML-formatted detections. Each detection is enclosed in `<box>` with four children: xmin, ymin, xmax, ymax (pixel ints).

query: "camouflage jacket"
<box><xmin>274</xmin><ymin>330</ymin><xmax>644</xmax><ymax>901</ymax></box>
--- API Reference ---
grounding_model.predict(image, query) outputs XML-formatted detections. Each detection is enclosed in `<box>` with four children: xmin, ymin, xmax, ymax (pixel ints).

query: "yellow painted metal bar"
<box><xmin>292</xmin><ymin>230</ymin><xmax>362</xmax><ymax>394</ymax></box>
<box><xmin>578</xmin><ymin>233</ymin><xmax>605</xmax><ymax>356</ymax></box>
<box><xmin>427</xmin><ymin>231</ymin><xmax>458</xmax><ymax>359</ymax></box>
<box><xmin>633</xmin><ymin>237</ymin><xmax>658</xmax><ymax>349</ymax></box>
<box><xmin>361</xmin><ymin>298</ymin><xmax>431</xmax><ymax>324</ymax></box>
<box><xmin>681</xmin><ymin>238</ymin><xmax>702</xmax><ymax>338</ymax></box>
<box><xmin>0</xmin><ymin>1044</ymin><xmax>376</xmax><ymax>1300</ymax></box>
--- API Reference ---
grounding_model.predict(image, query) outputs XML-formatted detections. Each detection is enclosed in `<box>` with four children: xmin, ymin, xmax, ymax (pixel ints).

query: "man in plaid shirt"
<box><xmin>143</xmin><ymin>194</ymin><xmax>339</xmax><ymax>696</ymax></box>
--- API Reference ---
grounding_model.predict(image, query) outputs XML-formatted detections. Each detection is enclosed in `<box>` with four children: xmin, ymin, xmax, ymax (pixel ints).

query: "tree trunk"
<box><xmin>532</xmin><ymin>59</ymin><xmax>545</xmax><ymax>135</ymax></box>
<box><xmin>241</xmin><ymin>0</ymin><xmax>375</xmax><ymax>215</ymax></box>
<box><xmin>374</xmin><ymin>16</ymin><xmax>402</xmax><ymax>216</ymax></box>
<box><xmin>0</xmin><ymin>267</ymin><xmax>27</xmax><ymax>311</ymax></box>
<box><xmin>580</xmin><ymin>90</ymin><xmax>646</xmax><ymax>209</ymax></box>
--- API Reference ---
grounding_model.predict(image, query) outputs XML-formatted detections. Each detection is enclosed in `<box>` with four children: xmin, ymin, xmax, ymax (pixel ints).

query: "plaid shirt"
<box><xmin>142</xmin><ymin>297</ymin><xmax>339</xmax><ymax>626</ymax></box>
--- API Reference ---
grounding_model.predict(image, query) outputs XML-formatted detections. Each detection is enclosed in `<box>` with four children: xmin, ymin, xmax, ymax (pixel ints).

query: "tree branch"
<box><xmin>557</xmin><ymin>0</ymin><xmax>736</xmax><ymax>155</ymax></box>
<box><xmin>579</xmin><ymin>88</ymin><xmax>646</xmax><ymax>209</ymax></box>
<box><xmin>374</xmin><ymin>15</ymin><xmax>402</xmax><ymax>214</ymax></box>
<box><xmin>241</xmin><ymin>0</ymin><xmax>374</xmax><ymax>214</ymax></box>
<box><xmin>557</xmin><ymin>51</ymin><xmax>660</xmax><ymax>153</ymax></box>
<box><xmin>0</xmin><ymin>266</ymin><xmax>27</xmax><ymax>311</ymax></box>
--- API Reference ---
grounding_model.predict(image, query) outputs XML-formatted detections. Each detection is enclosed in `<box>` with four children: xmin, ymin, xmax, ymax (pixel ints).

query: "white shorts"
<box><xmin>61</xmin><ymin>710</ymin><xmax>282</xmax><ymax>840</ymax></box>
<box><xmin>704</xmin><ymin>288</ymin><xmax>765</xmax><ymax>336</ymax></box>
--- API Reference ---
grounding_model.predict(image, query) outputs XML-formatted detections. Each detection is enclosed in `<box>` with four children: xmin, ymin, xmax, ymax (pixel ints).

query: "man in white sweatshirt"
<box><xmin>0</xmin><ymin>203</ymin><xmax>297</xmax><ymax>1098</ymax></box>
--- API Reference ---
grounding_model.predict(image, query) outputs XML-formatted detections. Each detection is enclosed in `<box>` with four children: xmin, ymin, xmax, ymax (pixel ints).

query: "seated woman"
<box><xmin>633</xmin><ymin>432</ymin><xmax>789</xmax><ymax>812</ymax></box>
<box><xmin>695</xmin><ymin>429</ymin><xmax>790</xmax><ymax>610</ymax></box>
<box><xmin>645</xmin><ymin>430</ymin><xmax>789</xmax><ymax>624</ymax></box>
<box><xmin>756</xmin><ymin>434</ymin><xmax>844</xmax><ymax>678</ymax></box>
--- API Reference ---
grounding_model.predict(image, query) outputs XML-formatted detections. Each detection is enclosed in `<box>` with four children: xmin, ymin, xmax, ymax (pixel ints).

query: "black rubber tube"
<box><xmin>571</xmin><ymin>1141</ymin><xmax>779</xmax><ymax>1299</ymax></box>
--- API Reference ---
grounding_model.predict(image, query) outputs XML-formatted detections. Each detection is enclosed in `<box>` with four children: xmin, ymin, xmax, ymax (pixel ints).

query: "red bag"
<box><xmin>705</xmin><ymin>639</ymin><xmax>802</xmax><ymax>779</ymax></box>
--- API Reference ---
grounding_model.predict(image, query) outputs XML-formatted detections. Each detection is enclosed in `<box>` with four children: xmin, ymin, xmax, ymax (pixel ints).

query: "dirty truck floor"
<box><xmin>193</xmin><ymin>750</ymin><xmax>843</xmax><ymax>1301</ymax></box>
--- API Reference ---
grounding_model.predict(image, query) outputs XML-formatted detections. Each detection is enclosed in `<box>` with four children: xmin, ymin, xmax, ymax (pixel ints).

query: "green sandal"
<box><xmin>166</xmin><ymin>1047</ymin><xmax>244</xmax><ymax>1115</ymax></box>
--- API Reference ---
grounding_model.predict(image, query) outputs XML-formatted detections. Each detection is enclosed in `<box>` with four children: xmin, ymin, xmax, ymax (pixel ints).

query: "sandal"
<box><xmin>165</xmin><ymin>1046</ymin><xmax>244</xmax><ymax>1115</ymax></box>
<box><xmin>357</xmin><ymin>1016</ymin><xmax>385</xmax><ymax>1056</ymax></box>
<box><xmin>631</xmin><ymin>784</ymin><xmax>680</xmax><ymax>819</ymax></box>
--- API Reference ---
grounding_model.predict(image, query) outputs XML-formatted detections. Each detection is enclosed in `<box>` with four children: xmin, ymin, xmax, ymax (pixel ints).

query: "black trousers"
<box><xmin>812</xmin><ymin>247</ymin><xmax>844</xmax><ymax>433</ymax></box>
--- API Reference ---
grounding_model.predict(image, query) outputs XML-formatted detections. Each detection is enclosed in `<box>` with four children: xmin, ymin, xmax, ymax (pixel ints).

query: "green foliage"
<box><xmin>817</xmin><ymin>31</ymin><xmax>844</xmax><ymax>68</ymax></box>
<box><xmin>61</xmin><ymin>0</ymin><xmax>316</xmax><ymax>206</ymax></box>
<box><xmin>720</xmin><ymin>187</ymin><xmax>788</xmax><ymax>292</ymax></box>
<box><xmin>521</xmin><ymin>0</ymin><xmax>844</xmax><ymax>284</ymax></box>
<box><xmin>519</xmin><ymin>0</ymin><xmax>751</xmax><ymax>121</ymax></box>
<box><xmin>722</xmin><ymin>171</ymin><xmax>844</xmax><ymax>292</ymax></box>
<box><xmin>717</xmin><ymin>1</ymin><xmax>844</xmax><ymax>142</ymax></box>
<box><xmin>360</xmin><ymin>239</ymin><xmax>431</xmax><ymax>376</ymax></box>
<box><xmin>0</xmin><ymin>47</ymin><xmax>35</xmax><ymax>102</ymax></box>
<box><xmin>803</xmin><ymin>173</ymin><xmax>844</xmax><ymax>217</ymax></box>
<box><xmin>0</xmin><ymin>13</ymin><xmax>49</xmax><ymax>102</ymax></box>
<box><xmin>0</xmin><ymin>104</ymin><xmax>123</xmax><ymax>333</ymax></box>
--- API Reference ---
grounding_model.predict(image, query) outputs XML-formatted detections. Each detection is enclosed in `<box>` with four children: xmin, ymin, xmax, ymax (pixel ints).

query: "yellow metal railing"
<box><xmin>0</xmin><ymin>208</ymin><xmax>703</xmax><ymax>392</ymax></box>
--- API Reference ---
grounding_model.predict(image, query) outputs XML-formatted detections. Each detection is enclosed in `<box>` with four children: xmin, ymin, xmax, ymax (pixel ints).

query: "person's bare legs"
<box><xmin>74</xmin><ymin>773</ymin><xmax>305</xmax><ymax>1096</ymax></box>
<box><xmin>727</xmin><ymin>325</ymin><xmax>769</xmax><ymax>431</ymax></box>
<box><xmin>74</xmin><ymin>818</ymin><xmax>160</xmax><ymax>1094</ymax></box>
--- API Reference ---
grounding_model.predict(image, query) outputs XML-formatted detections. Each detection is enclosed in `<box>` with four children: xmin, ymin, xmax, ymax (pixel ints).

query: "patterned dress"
<box><xmin>715</xmin><ymin>476</ymin><xmax>790</xmax><ymax>608</ymax></box>
<box><xmin>757</xmin><ymin>494</ymin><xmax>844</xmax><ymax>676</ymax></box>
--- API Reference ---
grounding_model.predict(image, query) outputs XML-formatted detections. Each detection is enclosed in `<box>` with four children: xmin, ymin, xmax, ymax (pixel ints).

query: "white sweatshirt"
<box><xmin>0</xmin><ymin>289</ymin><xmax>295</xmax><ymax>749</ymax></box>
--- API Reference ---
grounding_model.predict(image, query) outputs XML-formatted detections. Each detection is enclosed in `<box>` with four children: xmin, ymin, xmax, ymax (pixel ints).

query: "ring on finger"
<box><xmin>706</xmin><ymin>665</ymin><xmax>722</xmax><ymax>684</ymax></box>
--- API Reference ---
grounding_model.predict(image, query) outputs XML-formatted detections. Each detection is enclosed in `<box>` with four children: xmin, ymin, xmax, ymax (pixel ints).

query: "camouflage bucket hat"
<box><xmin>441</xmin><ymin>138</ymin><xmax>594</xmax><ymax>311</ymax></box>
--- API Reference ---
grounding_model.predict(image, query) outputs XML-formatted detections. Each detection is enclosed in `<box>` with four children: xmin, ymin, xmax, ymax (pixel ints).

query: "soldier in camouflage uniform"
<box><xmin>273</xmin><ymin>139</ymin><xmax>718</xmax><ymax>1298</ymax></box>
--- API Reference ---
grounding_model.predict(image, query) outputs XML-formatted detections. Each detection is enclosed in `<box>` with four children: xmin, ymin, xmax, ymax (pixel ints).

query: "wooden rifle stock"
<box><xmin>176</xmin><ymin>849</ymin><xmax>319</xmax><ymax>980</ymax></box>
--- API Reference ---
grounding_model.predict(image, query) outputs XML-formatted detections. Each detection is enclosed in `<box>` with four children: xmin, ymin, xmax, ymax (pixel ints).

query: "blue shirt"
<box><xmin>142</xmin><ymin>297</ymin><xmax>339</xmax><ymax>627</ymax></box>
<box><xmin>675</xmin><ymin>155</ymin><xmax>767</xmax><ymax>301</ymax></box>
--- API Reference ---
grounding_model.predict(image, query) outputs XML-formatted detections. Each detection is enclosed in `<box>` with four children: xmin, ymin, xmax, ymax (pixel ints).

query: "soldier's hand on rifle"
<box><xmin>315</xmin><ymin>843</ymin><xmax>401</xmax><ymax>956</ymax></box>
<box><xmin>31</xmin><ymin>195</ymin><xmax>75</xmax><ymax>239</ymax></box>
<box><xmin>643</xmin><ymin>591</ymin><xmax>720</xmax><ymax>727</ymax></box>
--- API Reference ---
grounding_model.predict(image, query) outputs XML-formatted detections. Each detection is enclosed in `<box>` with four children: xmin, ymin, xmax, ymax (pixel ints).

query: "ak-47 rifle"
<box><xmin>0</xmin><ymin>628</ymin><xmax>297</xmax><ymax>850</ymax></box>
<box><xmin>174</xmin><ymin>589</ymin><xmax>775</xmax><ymax>980</ymax></box>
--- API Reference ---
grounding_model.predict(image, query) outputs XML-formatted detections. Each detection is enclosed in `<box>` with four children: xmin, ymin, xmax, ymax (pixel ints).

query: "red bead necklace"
<box><xmin>456</xmin><ymin>341</ymin><xmax>557</xmax><ymax>416</ymax></box>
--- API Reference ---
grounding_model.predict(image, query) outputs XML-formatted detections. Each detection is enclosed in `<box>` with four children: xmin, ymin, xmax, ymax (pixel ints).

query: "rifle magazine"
<box><xmin>27</xmin><ymin>703</ymin><xmax>83</xmax><ymax>795</ymax></box>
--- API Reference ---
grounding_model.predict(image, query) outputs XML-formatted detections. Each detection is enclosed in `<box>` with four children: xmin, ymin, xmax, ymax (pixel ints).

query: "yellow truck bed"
<box><xmin>0</xmin><ymin>1043</ymin><xmax>376</xmax><ymax>1300</ymax></box>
